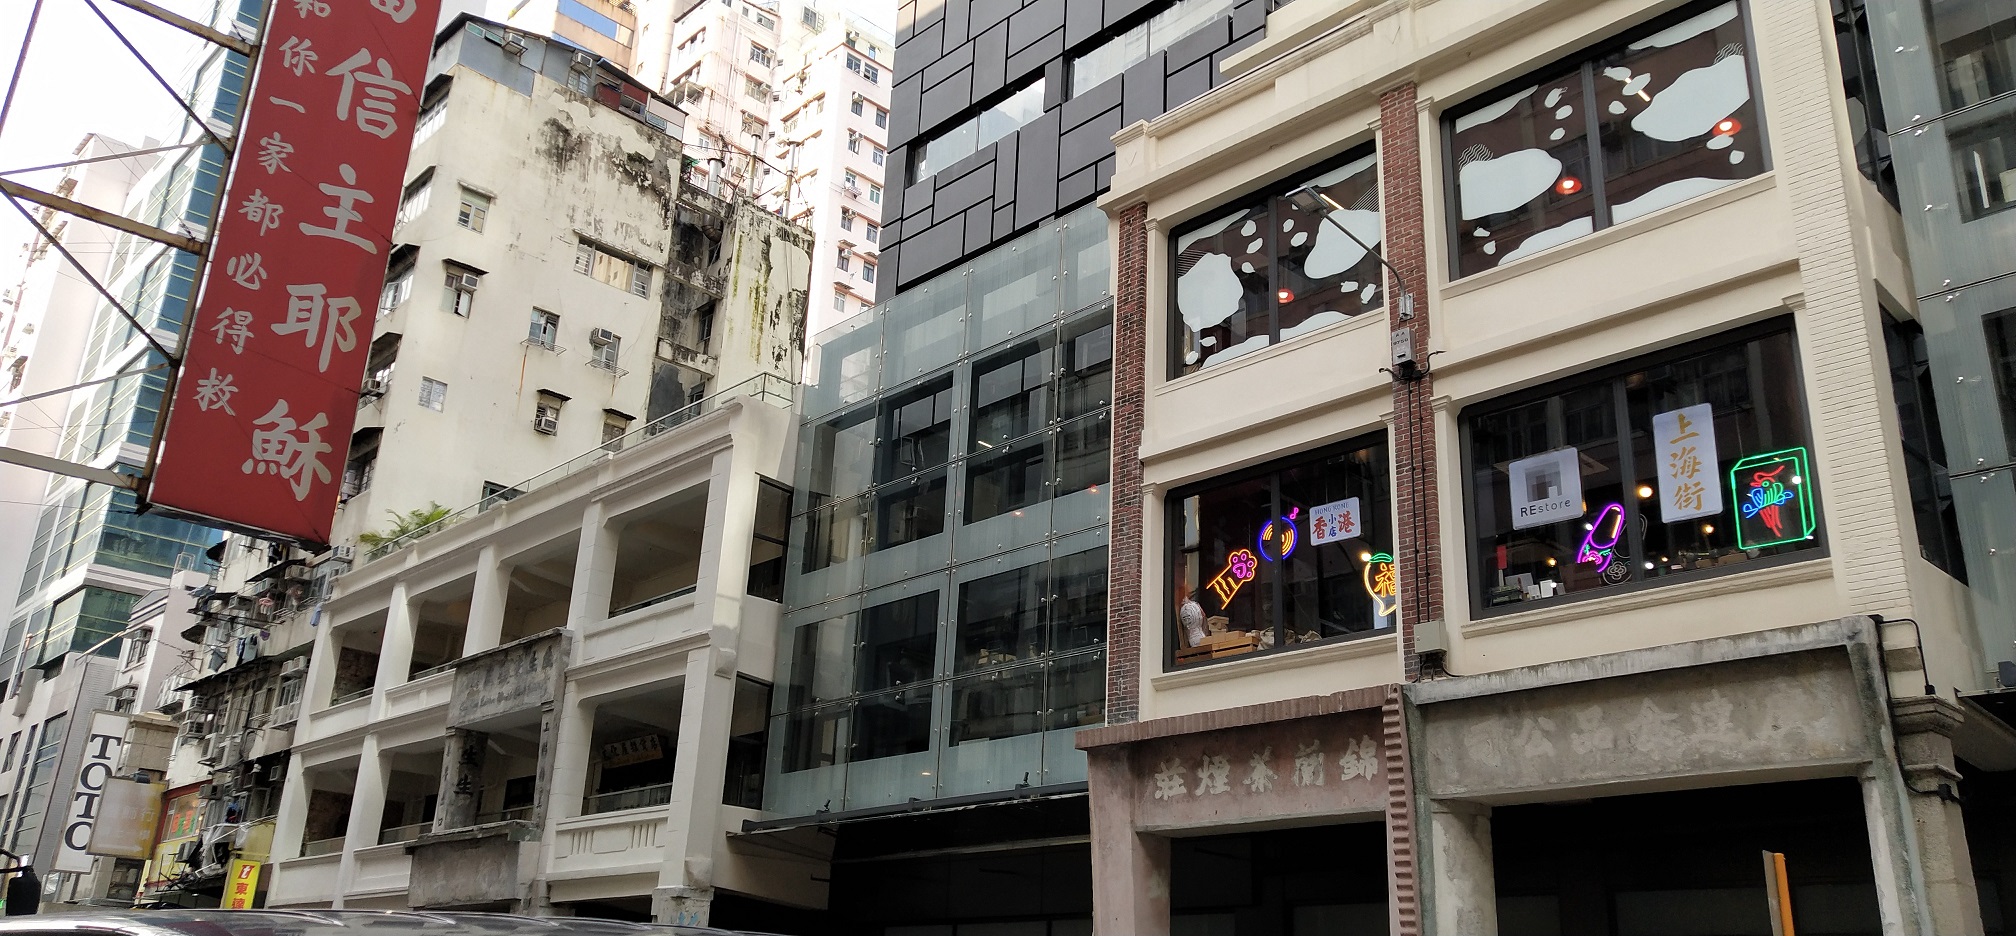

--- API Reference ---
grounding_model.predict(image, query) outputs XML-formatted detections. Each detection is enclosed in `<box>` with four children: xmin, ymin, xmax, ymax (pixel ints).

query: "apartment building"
<box><xmin>495</xmin><ymin>0</ymin><xmax>643</xmax><ymax>72</ymax></box>
<box><xmin>1079</xmin><ymin>0</ymin><xmax>2016</xmax><ymax>934</ymax></box>
<box><xmin>335</xmin><ymin>15</ymin><xmax>812</xmax><ymax>549</ymax></box>
<box><xmin>629</xmin><ymin>1</ymin><xmax>893</xmax><ymax>339</ymax></box>
<box><xmin>260</xmin><ymin>372</ymin><xmax>809</xmax><ymax>927</ymax></box>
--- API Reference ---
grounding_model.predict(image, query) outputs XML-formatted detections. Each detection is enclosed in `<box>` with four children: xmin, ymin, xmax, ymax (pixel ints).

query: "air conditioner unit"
<box><xmin>283</xmin><ymin>565</ymin><xmax>312</xmax><ymax>583</ymax></box>
<box><xmin>330</xmin><ymin>545</ymin><xmax>355</xmax><ymax>561</ymax></box>
<box><xmin>196</xmin><ymin>783</ymin><xmax>218</xmax><ymax>801</ymax></box>
<box><xmin>570</xmin><ymin>51</ymin><xmax>595</xmax><ymax>73</ymax></box>
<box><xmin>454</xmin><ymin>271</ymin><xmax>481</xmax><ymax>291</ymax></box>
<box><xmin>502</xmin><ymin>32</ymin><xmax>528</xmax><ymax>56</ymax></box>
<box><xmin>273</xmin><ymin>701</ymin><xmax>301</xmax><ymax>726</ymax></box>
<box><xmin>220</xmin><ymin>737</ymin><xmax>243</xmax><ymax>766</ymax></box>
<box><xmin>360</xmin><ymin>377</ymin><xmax>388</xmax><ymax>396</ymax></box>
<box><xmin>280</xmin><ymin>657</ymin><xmax>308</xmax><ymax>679</ymax></box>
<box><xmin>589</xmin><ymin>327</ymin><xmax>618</xmax><ymax>346</ymax></box>
<box><xmin>534</xmin><ymin>415</ymin><xmax>560</xmax><ymax>435</ymax></box>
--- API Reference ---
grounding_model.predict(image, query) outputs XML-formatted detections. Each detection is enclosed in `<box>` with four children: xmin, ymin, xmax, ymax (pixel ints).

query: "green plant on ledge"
<box><xmin>356</xmin><ymin>502</ymin><xmax>452</xmax><ymax>549</ymax></box>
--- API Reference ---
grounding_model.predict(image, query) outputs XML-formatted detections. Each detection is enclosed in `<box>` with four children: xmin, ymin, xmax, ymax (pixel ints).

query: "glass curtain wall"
<box><xmin>771</xmin><ymin>205</ymin><xmax>1111</xmax><ymax>817</ymax></box>
<box><xmin>1865</xmin><ymin>0</ymin><xmax>2016</xmax><ymax>683</ymax></box>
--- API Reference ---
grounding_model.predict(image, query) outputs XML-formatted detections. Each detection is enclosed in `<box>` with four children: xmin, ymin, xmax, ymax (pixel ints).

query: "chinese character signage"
<box><xmin>1731</xmin><ymin>447</ymin><xmax>1815</xmax><ymax>550</ymax></box>
<box><xmin>224</xmin><ymin>858</ymin><xmax>262</xmax><ymax>910</ymax></box>
<box><xmin>1125</xmin><ymin>711</ymin><xmax>1386</xmax><ymax>830</ymax></box>
<box><xmin>1652</xmin><ymin>404</ymin><xmax>1722</xmax><ymax>522</ymax></box>
<box><xmin>147</xmin><ymin>0</ymin><xmax>439</xmax><ymax>544</ymax></box>
<box><xmin>1508</xmin><ymin>447</ymin><xmax>1583</xmax><ymax>530</ymax></box>
<box><xmin>1310</xmin><ymin>497</ymin><xmax>1361</xmax><ymax>545</ymax></box>
<box><xmin>600</xmin><ymin>734</ymin><xmax>664</xmax><ymax>768</ymax></box>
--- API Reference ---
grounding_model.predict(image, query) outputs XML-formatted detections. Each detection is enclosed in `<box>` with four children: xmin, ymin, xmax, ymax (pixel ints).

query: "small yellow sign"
<box><xmin>223</xmin><ymin>859</ymin><xmax>261</xmax><ymax>910</ymax></box>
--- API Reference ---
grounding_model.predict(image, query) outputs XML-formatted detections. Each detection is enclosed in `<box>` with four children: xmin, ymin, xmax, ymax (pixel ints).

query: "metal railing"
<box><xmin>301</xmin><ymin>836</ymin><xmax>346</xmax><ymax>857</ymax></box>
<box><xmin>584</xmin><ymin>783</ymin><xmax>674</xmax><ymax>815</ymax></box>
<box><xmin>472</xmin><ymin>805</ymin><xmax>535</xmax><ymax>825</ymax></box>
<box><xmin>360</xmin><ymin>373</ymin><xmax>795</xmax><ymax>563</ymax></box>
<box><xmin>378</xmin><ymin>822</ymin><xmax>430</xmax><ymax>845</ymax></box>
<box><xmin>609</xmin><ymin>584</ymin><xmax>697</xmax><ymax>618</ymax></box>
<box><xmin>331</xmin><ymin>686</ymin><xmax>372</xmax><ymax>706</ymax></box>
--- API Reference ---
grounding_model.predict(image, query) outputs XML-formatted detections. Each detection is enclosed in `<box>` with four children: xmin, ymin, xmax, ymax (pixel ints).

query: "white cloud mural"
<box><xmin>1176</xmin><ymin>252</ymin><xmax>1244</xmax><ymax>333</ymax></box>
<box><xmin>1304</xmin><ymin>209</ymin><xmax>1382</xmax><ymax>279</ymax></box>
<box><xmin>1631</xmin><ymin>55</ymin><xmax>1750</xmax><ymax>142</ymax></box>
<box><xmin>1459</xmin><ymin>149</ymin><xmax>1564</xmax><ymax>220</ymax></box>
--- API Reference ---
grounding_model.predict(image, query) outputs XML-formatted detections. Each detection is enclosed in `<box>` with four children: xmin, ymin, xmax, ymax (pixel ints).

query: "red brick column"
<box><xmin>1379</xmin><ymin>83</ymin><xmax>1441</xmax><ymax>682</ymax></box>
<box><xmin>1106</xmin><ymin>202</ymin><xmax>1150</xmax><ymax>725</ymax></box>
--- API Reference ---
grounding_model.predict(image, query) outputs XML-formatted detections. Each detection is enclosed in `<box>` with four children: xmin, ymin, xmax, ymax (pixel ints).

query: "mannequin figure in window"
<box><xmin>1177</xmin><ymin>583</ymin><xmax>1206</xmax><ymax>648</ymax></box>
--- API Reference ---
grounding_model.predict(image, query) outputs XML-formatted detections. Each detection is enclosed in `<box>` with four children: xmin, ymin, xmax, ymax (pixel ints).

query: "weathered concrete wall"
<box><xmin>407</xmin><ymin>834</ymin><xmax>539</xmax><ymax>908</ymax></box>
<box><xmin>1419</xmin><ymin>649</ymin><xmax>1870</xmax><ymax>800</ymax></box>
<box><xmin>448</xmin><ymin>629</ymin><xmax>569</xmax><ymax>727</ymax></box>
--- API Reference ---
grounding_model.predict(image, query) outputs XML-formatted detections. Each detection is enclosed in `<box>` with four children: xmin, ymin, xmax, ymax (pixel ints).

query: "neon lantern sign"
<box><xmin>1731</xmin><ymin>447</ymin><xmax>1815</xmax><ymax>549</ymax></box>
<box><xmin>1206</xmin><ymin>549</ymin><xmax>1259</xmax><ymax>608</ymax></box>
<box><xmin>1575</xmin><ymin>502</ymin><xmax>1627</xmax><ymax>574</ymax></box>
<box><xmin>1258</xmin><ymin>508</ymin><xmax>1300</xmax><ymax>561</ymax></box>
<box><xmin>1362</xmin><ymin>552</ymin><xmax>1398</xmax><ymax>617</ymax></box>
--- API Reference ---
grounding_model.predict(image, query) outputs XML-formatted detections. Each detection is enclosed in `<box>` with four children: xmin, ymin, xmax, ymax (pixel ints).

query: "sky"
<box><xmin>0</xmin><ymin>0</ymin><xmax>897</xmax><ymax>295</ymax></box>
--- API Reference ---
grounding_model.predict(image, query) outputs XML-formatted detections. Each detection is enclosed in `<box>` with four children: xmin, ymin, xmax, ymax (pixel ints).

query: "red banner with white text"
<box><xmin>147</xmin><ymin>0</ymin><xmax>440</xmax><ymax>544</ymax></box>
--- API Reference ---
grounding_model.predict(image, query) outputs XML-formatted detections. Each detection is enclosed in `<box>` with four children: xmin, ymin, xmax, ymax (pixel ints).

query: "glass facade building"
<box><xmin>767</xmin><ymin>204</ymin><xmax>1111</xmax><ymax>816</ymax></box>
<box><xmin>1863</xmin><ymin>0</ymin><xmax>2016</xmax><ymax>681</ymax></box>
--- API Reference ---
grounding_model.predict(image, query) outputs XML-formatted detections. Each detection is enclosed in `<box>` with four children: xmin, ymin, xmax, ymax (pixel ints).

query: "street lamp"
<box><xmin>1284</xmin><ymin>183</ymin><xmax>1415</xmax><ymax>321</ymax></box>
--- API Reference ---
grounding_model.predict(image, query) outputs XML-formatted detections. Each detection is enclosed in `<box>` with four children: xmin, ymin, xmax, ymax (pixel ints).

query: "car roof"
<box><xmin>0</xmin><ymin>910</ymin><xmax>775</xmax><ymax>936</ymax></box>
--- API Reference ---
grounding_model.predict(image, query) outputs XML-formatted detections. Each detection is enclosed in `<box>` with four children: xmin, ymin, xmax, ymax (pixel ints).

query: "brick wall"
<box><xmin>1379</xmin><ymin>84</ymin><xmax>1440</xmax><ymax>681</ymax></box>
<box><xmin>1106</xmin><ymin>202</ymin><xmax>1149</xmax><ymax>725</ymax></box>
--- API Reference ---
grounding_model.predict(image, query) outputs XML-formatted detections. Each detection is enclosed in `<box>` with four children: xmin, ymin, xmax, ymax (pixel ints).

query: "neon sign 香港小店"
<box><xmin>1731</xmin><ymin>447</ymin><xmax>1815</xmax><ymax>550</ymax></box>
<box><xmin>1575</xmin><ymin>502</ymin><xmax>1626</xmax><ymax>573</ymax></box>
<box><xmin>1362</xmin><ymin>552</ymin><xmax>1398</xmax><ymax>617</ymax></box>
<box><xmin>1205</xmin><ymin>548</ymin><xmax>1259</xmax><ymax>608</ymax></box>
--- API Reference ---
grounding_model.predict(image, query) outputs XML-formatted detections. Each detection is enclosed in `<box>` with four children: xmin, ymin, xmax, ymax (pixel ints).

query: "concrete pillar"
<box><xmin>544</xmin><ymin>689</ymin><xmax>593</xmax><ymax>824</ymax></box>
<box><xmin>654</xmin><ymin>646</ymin><xmax>737</xmax><ymax>924</ymax></box>
<box><xmin>465</xmin><ymin>545</ymin><xmax>509</xmax><ymax>655</ymax></box>
<box><xmin>1890</xmin><ymin>697</ymin><xmax>1985</xmax><ymax>936</ymax></box>
<box><xmin>566</xmin><ymin>503</ymin><xmax>619</xmax><ymax>630</ymax></box>
<box><xmin>530</xmin><ymin>704</ymin><xmax>559</xmax><ymax>829</ymax></box>
<box><xmin>436</xmin><ymin>729</ymin><xmax>486</xmax><ymax>830</ymax></box>
<box><xmin>373</xmin><ymin>583</ymin><xmax>415</xmax><ymax>698</ymax></box>
<box><xmin>333</xmin><ymin>736</ymin><xmax>389</xmax><ymax>908</ymax></box>
<box><xmin>271</xmin><ymin>754</ymin><xmax>311</xmax><ymax>861</ymax></box>
<box><xmin>1088</xmin><ymin>747</ymin><xmax>1169</xmax><ymax>936</ymax></box>
<box><xmin>1425</xmin><ymin>800</ymin><xmax>1496</xmax><ymax>936</ymax></box>
<box><xmin>304</xmin><ymin>607</ymin><xmax>341</xmax><ymax>712</ymax></box>
<box><xmin>652</xmin><ymin>884</ymin><xmax>712</xmax><ymax>927</ymax></box>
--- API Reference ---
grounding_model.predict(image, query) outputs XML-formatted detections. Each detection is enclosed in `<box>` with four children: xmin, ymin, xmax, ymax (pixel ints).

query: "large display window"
<box><xmin>1166</xmin><ymin>436</ymin><xmax>1392</xmax><ymax>668</ymax></box>
<box><xmin>1463</xmin><ymin>321</ymin><xmax>1820</xmax><ymax>613</ymax></box>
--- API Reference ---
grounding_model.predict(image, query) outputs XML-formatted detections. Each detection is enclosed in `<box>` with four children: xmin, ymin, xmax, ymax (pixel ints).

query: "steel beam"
<box><xmin>102</xmin><ymin>0</ymin><xmax>254</xmax><ymax>56</ymax></box>
<box><xmin>0</xmin><ymin>178</ymin><xmax>205</xmax><ymax>254</ymax></box>
<box><xmin>0</xmin><ymin>446</ymin><xmax>140</xmax><ymax>491</ymax></box>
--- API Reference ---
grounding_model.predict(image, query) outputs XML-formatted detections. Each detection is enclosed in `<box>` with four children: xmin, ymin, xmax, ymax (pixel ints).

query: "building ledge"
<box><xmin>1078</xmin><ymin>686</ymin><xmax>1391</xmax><ymax>750</ymax></box>
<box><xmin>1147</xmin><ymin>631</ymin><xmax>1399</xmax><ymax>692</ymax></box>
<box><xmin>408</xmin><ymin>819</ymin><xmax>540</xmax><ymax>849</ymax></box>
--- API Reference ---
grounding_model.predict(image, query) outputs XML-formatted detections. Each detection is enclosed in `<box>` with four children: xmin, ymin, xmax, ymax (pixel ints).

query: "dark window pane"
<box><xmin>1452</xmin><ymin>71</ymin><xmax>1595</xmax><ymax>277</ymax></box>
<box><xmin>877</xmin><ymin>377</ymin><xmax>955</xmax><ymax>483</ymax></box>
<box><xmin>972</xmin><ymin>338</ymin><xmax>1055</xmax><ymax>446</ymax></box>
<box><xmin>1596</xmin><ymin>3</ymin><xmax>1763</xmax><ymax>224</ymax></box>
<box><xmin>965</xmin><ymin>433</ymin><xmax>1049</xmax><ymax>523</ymax></box>
<box><xmin>1988</xmin><ymin>309</ymin><xmax>2016</xmax><ymax>456</ymax></box>
<box><xmin>1279</xmin><ymin>447</ymin><xmax>1393</xmax><ymax>642</ymax></box>
<box><xmin>1274</xmin><ymin>152</ymin><xmax>1383</xmax><ymax>334</ymax></box>
<box><xmin>786</xmin><ymin>613</ymin><xmax>852</xmax><ymax>710</ymax></box>
<box><xmin>1050</xmin><ymin>546</ymin><xmax>1108</xmax><ymax>655</ymax></box>
<box><xmin>1055</xmin><ymin>414</ymin><xmax>1111</xmax><ymax>495</ymax></box>
<box><xmin>949</xmin><ymin>665</ymin><xmax>1044</xmax><ymax>744</ymax></box>
<box><xmin>1175</xmin><ymin>476</ymin><xmax>1273</xmax><ymax>655</ymax></box>
<box><xmin>1059</xmin><ymin>309</ymin><xmax>1114</xmax><ymax>421</ymax></box>
<box><xmin>801</xmin><ymin>495</ymin><xmax>869</xmax><ymax>572</ymax></box>
<box><xmin>783</xmin><ymin>705</ymin><xmax>846</xmax><ymax>773</ymax></box>
<box><xmin>856</xmin><ymin>592</ymin><xmax>939</xmax><ymax>692</ymax></box>
<box><xmin>1883</xmin><ymin>316</ymin><xmax>1966</xmax><ymax>581</ymax></box>
<box><xmin>956</xmin><ymin>563</ymin><xmax>1045</xmax><ymax>672</ymax></box>
<box><xmin>850</xmin><ymin>687</ymin><xmax>933</xmax><ymax>761</ymax></box>
<box><xmin>1933</xmin><ymin>0</ymin><xmax>2016</xmax><ymax>111</ymax></box>
<box><xmin>875</xmin><ymin>468</ymin><xmax>947</xmax><ymax>549</ymax></box>
<box><xmin>805</xmin><ymin>406</ymin><xmax>877</xmax><ymax>506</ymax></box>
<box><xmin>1174</xmin><ymin>202</ymin><xmax>1272</xmax><ymax>373</ymax></box>
<box><xmin>1045</xmin><ymin>651</ymin><xmax>1106</xmax><ymax>731</ymax></box>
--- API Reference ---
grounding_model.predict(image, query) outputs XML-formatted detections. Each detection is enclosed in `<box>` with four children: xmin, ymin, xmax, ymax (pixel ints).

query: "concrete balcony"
<box><xmin>548</xmin><ymin>806</ymin><xmax>667</xmax><ymax>882</ymax></box>
<box><xmin>579</xmin><ymin>589</ymin><xmax>700</xmax><ymax>665</ymax></box>
<box><xmin>406</xmin><ymin>822</ymin><xmax>541</xmax><ymax>909</ymax></box>
<box><xmin>384</xmin><ymin>668</ymin><xmax>453</xmax><ymax>721</ymax></box>
<box><xmin>269</xmin><ymin>852</ymin><xmax>341</xmax><ymax>906</ymax></box>
<box><xmin>348</xmin><ymin>842</ymin><xmax>412</xmax><ymax>899</ymax></box>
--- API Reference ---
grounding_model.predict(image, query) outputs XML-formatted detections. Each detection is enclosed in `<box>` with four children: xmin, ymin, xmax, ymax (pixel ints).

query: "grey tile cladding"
<box><xmin>880</xmin><ymin>0</ymin><xmax>1275</xmax><ymax>298</ymax></box>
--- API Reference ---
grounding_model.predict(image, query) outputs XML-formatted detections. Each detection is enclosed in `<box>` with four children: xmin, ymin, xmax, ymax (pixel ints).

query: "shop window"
<box><xmin>1172</xmin><ymin>147</ymin><xmax>1382</xmax><ymax>376</ymax></box>
<box><xmin>1832</xmin><ymin>0</ymin><xmax>1896</xmax><ymax>207</ymax></box>
<box><xmin>1168</xmin><ymin>435</ymin><xmax>1392</xmax><ymax>668</ymax></box>
<box><xmin>748</xmin><ymin>478</ymin><xmax>791</xmax><ymax>601</ymax></box>
<box><xmin>1447</xmin><ymin>1</ymin><xmax>1766</xmax><ymax>278</ymax></box>
<box><xmin>877</xmin><ymin>377</ymin><xmax>954</xmax><ymax>483</ymax></box>
<box><xmin>1464</xmin><ymin>322</ymin><xmax>1818</xmax><ymax>614</ymax></box>
<box><xmin>721</xmin><ymin>675</ymin><xmax>771</xmax><ymax>808</ymax></box>
<box><xmin>1883</xmin><ymin>316</ymin><xmax>1966</xmax><ymax>581</ymax></box>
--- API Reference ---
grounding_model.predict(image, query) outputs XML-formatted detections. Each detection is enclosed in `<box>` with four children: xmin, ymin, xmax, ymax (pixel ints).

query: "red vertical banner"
<box><xmin>147</xmin><ymin>0</ymin><xmax>441</xmax><ymax>544</ymax></box>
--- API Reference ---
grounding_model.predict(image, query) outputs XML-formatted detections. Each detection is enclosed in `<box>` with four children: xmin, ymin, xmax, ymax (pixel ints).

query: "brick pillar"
<box><xmin>1378</xmin><ymin>83</ymin><xmax>1440</xmax><ymax>681</ymax></box>
<box><xmin>1382</xmin><ymin>686</ymin><xmax>1421</xmax><ymax>936</ymax></box>
<box><xmin>1107</xmin><ymin>202</ymin><xmax>1150</xmax><ymax>726</ymax></box>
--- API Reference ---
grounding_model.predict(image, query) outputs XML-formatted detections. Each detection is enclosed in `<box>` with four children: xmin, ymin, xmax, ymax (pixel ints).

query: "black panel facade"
<box><xmin>880</xmin><ymin>0</ymin><xmax>1279</xmax><ymax>298</ymax></box>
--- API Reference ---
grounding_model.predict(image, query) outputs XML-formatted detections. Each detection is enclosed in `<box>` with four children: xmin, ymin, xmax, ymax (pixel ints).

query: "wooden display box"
<box><xmin>1175</xmin><ymin>631</ymin><xmax>1261</xmax><ymax>665</ymax></box>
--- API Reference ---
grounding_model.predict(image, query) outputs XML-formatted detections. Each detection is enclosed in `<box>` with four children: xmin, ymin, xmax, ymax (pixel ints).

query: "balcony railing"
<box><xmin>609</xmin><ymin>584</ymin><xmax>697</xmax><ymax>618</ymax></box>
<box><xmin>302</xmin><ymin>836</ymin><xmax>346</xmax><ymax>856</ymax></box>
<box><xmin>584</xmin><ymin>783</ymin><xmax>674</xmax><ymax>815</ymax></box>
<box><xmin>378</xmin><ymin>822</ymin><xmax>430</xmax><ymax>845</ymax></box>
<box><xmin>360</xmin><ymin>373</ymin><xmax>796</xmax><ymax>563</ymax></box>
<box><xmin>331</xmin><ymin>686</ymin><xmax>372</xmax><ymax>706</ymax></box>
<box><xmin>472</xmin><ymin>805</ymin><xmax>535</xmax><ymax>825</ymax></box>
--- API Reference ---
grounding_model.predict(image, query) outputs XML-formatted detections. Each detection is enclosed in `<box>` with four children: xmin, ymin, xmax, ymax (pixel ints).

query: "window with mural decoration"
<box><xmin>1171</xmin><ymin>147</ymin><xmax>1383</xmax><ymax>377</ymax></box>
<box><xmin>1447</xmin><ymin>1</ymin><xmax>1765</xmax><ymax>278</ymax></box>
<box><xmin>1167</xmin><ymin>436</ymin><xmax>1392</xmax><ymax>668</ymax></box>
<box><xmin>1463</xmin><ymin>321</ymin><xmax>1818</xmax><ymax>614</ymax></box>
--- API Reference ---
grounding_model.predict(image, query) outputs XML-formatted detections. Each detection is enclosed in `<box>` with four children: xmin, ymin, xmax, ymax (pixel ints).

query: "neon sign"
<box><xmin>1258</xmin><ymin>508</ymin><xmax>1300</xmax><ymax>561</ymax></box>
<box><xmin>1206</xmin><ymin>549</ymin><xmax>1259</xmax><ymax>608</ymax></box>
<box><xmin>1362</xmin><ymin>552</ymin><xmax>1398</xmax><ymax>617</ymax></box>
<box><xmin>1731</xmin><ymin>447</ymin><xmax>1815</xmax><ymax>549</ymax></box>
<box><xmin>1575</xmin><ymin>502</ymin><xmax>1626</xmax><ymax>574</ymax></box>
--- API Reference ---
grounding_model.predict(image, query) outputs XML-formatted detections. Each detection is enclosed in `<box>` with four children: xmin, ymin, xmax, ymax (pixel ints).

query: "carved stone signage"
<box><xmin>1120</xmin><ymin>711</ymin><xmax>1387</xmax><ymax>832</ymax></box>
<box><xmin>448</xmin><ymin>629</ymin><xmax>568</xmax><ymax>727</ymax></box>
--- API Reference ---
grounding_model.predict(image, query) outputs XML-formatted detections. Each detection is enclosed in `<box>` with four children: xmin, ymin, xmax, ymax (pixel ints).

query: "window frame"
<box><xmin>1439</xmin><ymin>0</ymin><xmax>1773</xmax><ymax>281</ymax></box>
<box><xmin>1457</xmin><ymin>317</ymin><xmax>1825</xmax><ymax>619</ymax></box>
